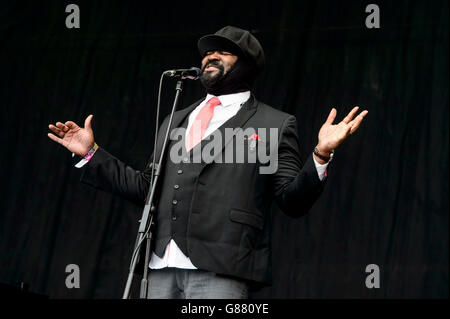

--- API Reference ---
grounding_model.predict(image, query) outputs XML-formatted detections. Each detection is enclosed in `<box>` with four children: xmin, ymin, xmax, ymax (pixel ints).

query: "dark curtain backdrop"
<box><xmin>0</xmin><ymin>0</ymin><xmax>447</xmax><ymax>298</ymax></box>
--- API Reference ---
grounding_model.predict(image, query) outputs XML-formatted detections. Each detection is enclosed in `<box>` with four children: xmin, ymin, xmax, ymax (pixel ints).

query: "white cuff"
<box><xmin>312</xmin><ymin>155</ymin><xmax>329</xmax><ymax>181</ymax></box>
<box><xmin>74</xmin><ymin>158</ymin><xmax>89</xmax><ymax>168</ymax></box>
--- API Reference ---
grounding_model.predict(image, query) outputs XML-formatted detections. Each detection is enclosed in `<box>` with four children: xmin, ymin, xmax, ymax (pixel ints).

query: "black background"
<box><xmin>0</xmin><ymin>0</ymin><xmax>447</xmax><ymax>298</ymax></box>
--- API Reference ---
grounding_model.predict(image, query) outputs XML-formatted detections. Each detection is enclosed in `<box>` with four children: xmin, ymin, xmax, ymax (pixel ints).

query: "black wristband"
<box><xmin>313</xmin><ymin>147</ymin><xmax>333</xmax><ymax>162</ymax></box>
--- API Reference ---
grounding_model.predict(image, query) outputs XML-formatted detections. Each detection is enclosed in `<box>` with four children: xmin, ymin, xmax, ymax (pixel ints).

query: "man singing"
<box><xmin>47</xmin><ymin>26</ymin><xmax>368</xmax><ymax>299</ymax></box>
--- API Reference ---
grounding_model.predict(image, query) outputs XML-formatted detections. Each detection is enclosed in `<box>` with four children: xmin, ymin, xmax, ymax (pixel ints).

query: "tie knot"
<box><xmin>206</xmin><ymin>97</ymin><xmax>221</xmax><ymax>108</ymax></box>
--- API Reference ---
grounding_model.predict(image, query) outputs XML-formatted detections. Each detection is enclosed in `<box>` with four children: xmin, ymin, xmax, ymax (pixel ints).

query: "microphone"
<box><xmin>164</xmin><ymin>67</ymin><xmax>201</xmax><ymax>80</ymax></box>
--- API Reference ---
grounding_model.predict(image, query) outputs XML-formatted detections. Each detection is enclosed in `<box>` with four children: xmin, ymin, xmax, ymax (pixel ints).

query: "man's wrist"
<box><xmin>313</xmin><ymin>145</ymin><xmax>334</xmax><ymax>163</ymax></box>
<box><xmin>313</xmin><ymin>153</ymin><xmax>326</xmax><ymax>165</ymax></box>
<box><xmin>315</xmin><ymin>144</ymin><xmax>332</xmax><ymax>157</ymax></box>
<box><xmin>83</xmin><ymin>142</ymin><xmax>98</xmax><ymax>161</ymax></box>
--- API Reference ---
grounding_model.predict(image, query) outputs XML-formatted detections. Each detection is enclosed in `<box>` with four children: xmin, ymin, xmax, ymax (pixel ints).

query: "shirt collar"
<box><xmin>205</xmin><ymin>91</ymin><xmax>251</xmax><ymax>108</ymax></box>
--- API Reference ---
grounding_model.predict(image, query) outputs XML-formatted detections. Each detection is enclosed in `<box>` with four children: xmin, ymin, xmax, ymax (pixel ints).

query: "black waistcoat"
<box><xmin>153</xmin><ymin>114</ymin><xmax>209</xmax><ymax>257</ymax></box>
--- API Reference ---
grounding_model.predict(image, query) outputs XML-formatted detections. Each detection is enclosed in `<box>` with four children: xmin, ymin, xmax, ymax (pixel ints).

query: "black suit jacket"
<box><xmin>79</xmin><ymin>94</ymin><xmax>327</xmax><ymax>286</ymax></box>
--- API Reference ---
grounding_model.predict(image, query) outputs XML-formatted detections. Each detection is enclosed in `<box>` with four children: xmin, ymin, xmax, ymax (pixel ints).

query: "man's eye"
<box><xmin>204</xmin><ymin>51</ymin><xmax>231</xmax><ymax>57</ymax></box>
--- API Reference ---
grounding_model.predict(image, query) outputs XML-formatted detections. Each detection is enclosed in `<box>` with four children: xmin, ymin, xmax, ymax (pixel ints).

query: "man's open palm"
<box><xmin>317</xmin><ymin>107</ymin><xmax>368</xmax><ymax>153</ymax></box>
<box><xmin>48</xmin><ymin>114</ymin><xmax>95</xmax><ymax>156</ymax></box>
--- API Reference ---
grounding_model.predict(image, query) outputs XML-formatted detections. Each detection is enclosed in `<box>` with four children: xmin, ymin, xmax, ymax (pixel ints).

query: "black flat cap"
<box><xmin>198</xmin><ymin>26</ymin><xmax>265</xmax><ymax>72</ymax></box>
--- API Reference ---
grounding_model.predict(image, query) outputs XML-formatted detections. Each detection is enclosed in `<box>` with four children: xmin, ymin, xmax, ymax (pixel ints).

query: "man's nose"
<box><xmin>209</xmin><ymin>51</ymin><xmax>221</xmax><ymax>58</ymax></box>
<box><xmin>206</xmin><ymin>51</ymin><xmax>221</xmax><ymax>60</ymax></box>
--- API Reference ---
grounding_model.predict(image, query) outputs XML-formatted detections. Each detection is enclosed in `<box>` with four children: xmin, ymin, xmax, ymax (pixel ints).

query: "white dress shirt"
<box><xmin>75</xmin><ymin>91</ymin><xmax>329</xmax><ymax>270</ymax></box>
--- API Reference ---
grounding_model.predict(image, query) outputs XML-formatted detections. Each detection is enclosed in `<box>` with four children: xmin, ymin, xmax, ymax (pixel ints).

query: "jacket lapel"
<box><xmin>155</xmin><ymin>98</ymin><xmax>203</xmax><ymax>158</ymax></box>
<box><xmin>171</xmin><ymin>98</ymin><xmax>203</xmax><ymax>130</ymax></box>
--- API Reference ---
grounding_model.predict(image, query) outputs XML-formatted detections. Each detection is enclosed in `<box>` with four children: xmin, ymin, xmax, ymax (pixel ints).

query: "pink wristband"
<box><xmin>84</xmin><ymin>143</ymin><xmax>98</xmax><ymax>161</ymax></box>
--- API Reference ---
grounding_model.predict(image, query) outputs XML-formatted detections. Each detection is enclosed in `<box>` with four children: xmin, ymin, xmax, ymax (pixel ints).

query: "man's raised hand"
<box><xmin>48</xmin><ymin>114</ymin><xmax>95</xmax><ymax>156</ymax></box>
<box><xmin>316</xmin><ymin>106</ymin><xmax>368</xmax><ymax>155</ymax></box>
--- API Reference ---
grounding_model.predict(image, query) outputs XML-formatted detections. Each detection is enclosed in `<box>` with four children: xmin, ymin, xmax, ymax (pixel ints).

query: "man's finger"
<box><xmin>348</xmin><ymin>110</ymin><xmax>368</xmax><ymax>126</ymax></box>
<box><xmin>65</xmin><ymin>121</ymin><xmax>78</xmax><ymax>130</ymax></box>
<box><xmin>343</xmin><ymin>106</ymin><xmax>359</xmax><ymax>124</ymax></box>
<box><xmin>325</xmin><ymin>108</ymin><xmax>337</xmax><ymax>125</ymax></box>
<box><xmin>49</xmin><ymin>124</ymin><xmax>64</xmax><ymax>138</ymax></box>
<box><xmin>349</xmin><ymin>110</ymin><xmax>368</xmax><ymax>134</ymax></box>
<box><xmin>350</xmin><ymin>120</ymin><xmax>362</xmax><ymax>134</ymax></box>
<box><xmin>47</xmin><ymin>132</ymin><xmax>64</xmax><ymax>145</ymax></box>
<box><xmin>55</xmin><ymin>122</ymin><xmax>67</xmax><ymax>131</ymax></box>
<box><xmin>84</xmin><ymin>114</ymin><xmax>93</xmax><ymax>130</ymax></box>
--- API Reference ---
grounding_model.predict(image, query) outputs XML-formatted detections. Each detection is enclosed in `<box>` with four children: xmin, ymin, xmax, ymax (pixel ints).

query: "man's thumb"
<box><xmin>85</xmin><ymin>114</ymin><xmax>93</xmax><ymax>130</ymax></box>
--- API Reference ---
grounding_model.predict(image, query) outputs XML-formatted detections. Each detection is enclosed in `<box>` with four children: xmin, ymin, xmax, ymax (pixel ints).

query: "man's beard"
<box><xmin>200</xmin><ymin>60</ymin><xmax>226</xmax><ymax>89</ymax></box>
<box><xmin>200</xmin><ymin>57</ymin><xmax>254</xmax><ymax>96</ymax></box>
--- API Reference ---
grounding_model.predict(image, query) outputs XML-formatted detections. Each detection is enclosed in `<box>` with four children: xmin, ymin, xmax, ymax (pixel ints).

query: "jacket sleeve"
<box><xmin>272</xmin><ymin>115</ymin><xmax>327</xmax><ymax>218</ymax></box>
<box><xmin>78</xmin><ymin>115</ymin><xmax>171</xmax><ymax>206</ymax></box>
<box><xmin>79</xmin><ymin>147</ymin><xmax>155</xmax><ymax>207</ymax></box>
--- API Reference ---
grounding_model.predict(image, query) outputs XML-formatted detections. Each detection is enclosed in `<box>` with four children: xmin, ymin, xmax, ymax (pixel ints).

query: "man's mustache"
<box><xmin>201</xmin><ymin>60</ymin><xmax>224</xmax><ymax>73</ymax></box>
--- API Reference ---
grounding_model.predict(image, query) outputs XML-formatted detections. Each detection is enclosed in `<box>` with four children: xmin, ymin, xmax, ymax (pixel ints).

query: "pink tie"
<box><xmin>185</xmin><ymin>97</ymin><xmax>221</xmax><ymax>152</ymax></box>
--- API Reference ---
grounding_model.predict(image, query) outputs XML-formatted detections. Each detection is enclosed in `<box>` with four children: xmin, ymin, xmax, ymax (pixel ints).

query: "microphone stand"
<box><xmin>122</xmin><ymin>79</ymin><xmax>184</xmax><ymax>299</ymax></box>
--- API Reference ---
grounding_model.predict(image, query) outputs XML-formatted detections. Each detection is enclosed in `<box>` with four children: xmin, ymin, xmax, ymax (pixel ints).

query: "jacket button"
<box><xmin>172</xmin><ymin>199</ymin><xmax>178</xmax><ymax>205</ymax></box>
<box><xmin>177</xmin><ymin>169</ymin><xmax>183</xmax><ymax>174</ymax></box>
<box><xmin>183</xmin><ymin>157</ymin><xmax>189</xmax><ymax>163</ymax></box>
<box><xmin>174</xmin><ymin>184</ymin><xmax>179</xmax><ymax>189</ymax></box>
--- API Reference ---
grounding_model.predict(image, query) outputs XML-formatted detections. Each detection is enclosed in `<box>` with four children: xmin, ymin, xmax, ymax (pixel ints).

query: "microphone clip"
<box><xmin>164</xmin><ymin>67</ymin><xmax>201</xmax><ymax>80</ymax></box>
